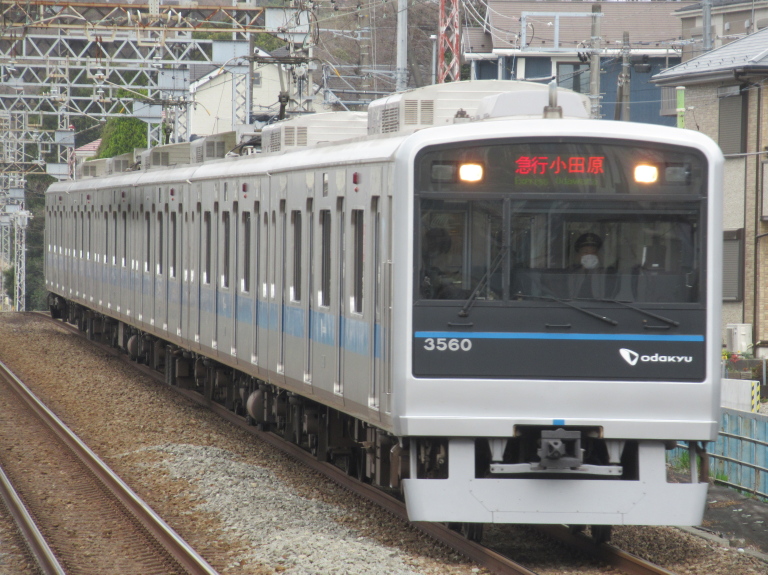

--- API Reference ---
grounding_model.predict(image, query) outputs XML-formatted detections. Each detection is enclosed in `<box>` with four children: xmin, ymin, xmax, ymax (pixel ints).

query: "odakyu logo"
<box><xmin>619</xmin><ymin>348</ymin><xmax>693</xmax><ymax>366</ymax></box>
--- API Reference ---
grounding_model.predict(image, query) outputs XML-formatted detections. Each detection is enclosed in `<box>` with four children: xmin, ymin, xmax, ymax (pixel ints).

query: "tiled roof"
<box><xmin>485</xmin><ymin>1</ymin><xmax>695</xmax><ymax>51</ymax></box>
<box><xmin>464</xmin><ymin>27</ymin><xmax>495</xmax><ymax>55</ymax></box>
<box><xmin>652</xmin><ymin>27</ymin><xmax>768</xmax><ymax>83</ymax></box>
<box><xmin>75</xmin><ymin>139</ymin><xmax>101</xmax><ymax>153</ymax></box>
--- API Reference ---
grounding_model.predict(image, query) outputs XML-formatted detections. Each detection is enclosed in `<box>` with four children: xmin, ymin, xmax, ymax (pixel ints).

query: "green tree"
<box><xmin>93</xmin><ymin>116</ymin><xmax>147</xmax><ymax>159</ymax></box>
<box><xmin>23</xmin><ymin>174</ymin><xmax>54</xmax><ymax>311</ymax></box>
<box><xmin>1</xmin><ymin>266</ymin><xmax>12</xmax><ymax>306</ymax></box>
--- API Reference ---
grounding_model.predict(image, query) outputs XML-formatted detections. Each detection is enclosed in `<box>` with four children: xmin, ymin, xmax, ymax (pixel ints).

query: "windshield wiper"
<box><xmin>513</xmin><ymin>293</ymin><xmax>618</xmax><ymax>326</ymax></box>
<box><xmin>576</xmin><ymin>298</ymin><xmax>679</xmax><ymax>327</ymax></box>
<box><xmin>458</xmin><ymin>245</ymin><xmax>508</xmax><ymax>317</ymax></box>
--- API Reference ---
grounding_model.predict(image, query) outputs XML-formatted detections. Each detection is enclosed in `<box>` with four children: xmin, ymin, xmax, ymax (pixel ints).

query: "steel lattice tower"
<box><xmin>0</xmin><ymin>0</ymin><xmax>300</xmax><ymax>310</ymax></box>
<box><xmin>437</xmin><ymin>0</ymin><xmax>461</xmax><ymax>83</ymax></box>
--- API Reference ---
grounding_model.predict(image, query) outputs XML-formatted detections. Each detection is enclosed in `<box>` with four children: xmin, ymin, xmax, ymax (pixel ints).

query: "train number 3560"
<box><xmin>423</xmin><ymin>338</ymin><xmax>473</xmax><ymax>352</ymax></box>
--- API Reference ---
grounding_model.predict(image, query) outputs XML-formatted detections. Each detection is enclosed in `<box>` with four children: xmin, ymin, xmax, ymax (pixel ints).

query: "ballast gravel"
<box><xmin>0</xmin><ymin>313</ymin><xmax>765</xmax><ymax>575</ymax></box>
<box><xmin>136</xmin><ymin>443</ymin><xmax>432</xmax><ymax>575</ymax></box>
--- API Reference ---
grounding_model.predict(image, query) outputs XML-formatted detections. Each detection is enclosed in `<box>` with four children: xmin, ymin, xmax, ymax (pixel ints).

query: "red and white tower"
<box><xmin>437</xmin><ymin>0</ymin><xmax>461</xmax><ymax>83</ymax></box>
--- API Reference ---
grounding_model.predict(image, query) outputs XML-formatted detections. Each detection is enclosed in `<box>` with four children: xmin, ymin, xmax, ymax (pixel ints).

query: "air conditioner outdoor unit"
<box><xmin>725</xmin><ymin>323</ymin><xmax>752</xmax><ymax>353</ymax></box>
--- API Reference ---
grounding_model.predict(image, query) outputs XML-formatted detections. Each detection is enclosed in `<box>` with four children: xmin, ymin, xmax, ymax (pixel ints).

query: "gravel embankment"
<box><xmin>0</xmin><ymin>312</ymin><xmax>765</xmax><ymax>575</ymax></box>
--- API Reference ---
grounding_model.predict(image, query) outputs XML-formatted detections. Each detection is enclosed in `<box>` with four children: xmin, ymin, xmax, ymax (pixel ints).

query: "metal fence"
<box><xmin>670</xmin><ymin>408</ymin><xmax>768</xmax><ymax>501</ymax></box>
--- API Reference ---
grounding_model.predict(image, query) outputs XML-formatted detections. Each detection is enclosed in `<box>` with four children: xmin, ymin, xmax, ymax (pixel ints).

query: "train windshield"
<box><xmin>415</xmin><ymin>140</ymin><xmax>707</xmax><ymax>305</ymax></box>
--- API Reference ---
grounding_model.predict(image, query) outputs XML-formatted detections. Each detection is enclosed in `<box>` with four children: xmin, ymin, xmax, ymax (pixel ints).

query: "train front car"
<box><xmin>394</xmin><ymin>119</ymin><xmax>723</xmax><ymax>530</ymax></box>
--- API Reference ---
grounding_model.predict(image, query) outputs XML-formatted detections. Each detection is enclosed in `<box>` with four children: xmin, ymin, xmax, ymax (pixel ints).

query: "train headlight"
<box><xmin>459</xmin><ymin>163</ymin><xmax>484</xmax><ymax>182</ymax></box>
<box><xmin>634</xmin><ymin>164</ymin><xmax>659</xmax><ymax>184</ymax></box>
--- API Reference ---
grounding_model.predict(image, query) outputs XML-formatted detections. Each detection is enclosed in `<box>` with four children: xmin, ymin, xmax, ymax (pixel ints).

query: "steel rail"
<box><xmin>536</xmin><ymin>526</ymin><xmax>679</xmax><ymax>575</ymax></box>
<box><xmin>0</xmin><ymin>357</ymin><xmax>219</xmax><ymax>575</ymax></box>
<box><xmin>44</xmin><ymin>313</ymin><xmax>683</xmax><ymax>575</ymax></box>
<box><xmin>0</xmin><ymin>463</ymin><xmax>65</xmax><ymax>575</ymax></box>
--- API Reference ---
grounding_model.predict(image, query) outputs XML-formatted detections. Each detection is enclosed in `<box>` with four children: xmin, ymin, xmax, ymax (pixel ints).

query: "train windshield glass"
<box><xmin>415</xmin><ymin>140</ymin><xmax>707</xmax><ymax>305</ymax></box>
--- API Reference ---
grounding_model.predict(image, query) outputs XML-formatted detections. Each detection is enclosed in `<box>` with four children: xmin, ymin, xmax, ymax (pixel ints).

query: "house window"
<box><xmin>557</xmin><ymin>62</ymin><xmax>590</xmax><ymax>94</ymax></box>
<box><xmin>718</xmin><ymin>89</ymin><xmax>746</xmax><ymax>155</ymax></box>
<box><xmin>723</xmin><ymin>229</ymin><xmax>743</xmax><ymax>301</ymax></box>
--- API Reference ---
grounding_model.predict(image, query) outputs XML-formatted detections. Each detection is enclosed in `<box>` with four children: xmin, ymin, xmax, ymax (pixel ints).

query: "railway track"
<box><xmin>0</xmin><ymin>462</ymin><xmax>63</xmax><ymax>574</ymax></box>
<box><xmin>42</xmin><ymin>312</ymin><xmax>681</xmax><ymax>575</ymax></box>
<box><xmin>0</xmin><ymin>355</ymin><xmax>218</xmax><ymax>575</ymax></box>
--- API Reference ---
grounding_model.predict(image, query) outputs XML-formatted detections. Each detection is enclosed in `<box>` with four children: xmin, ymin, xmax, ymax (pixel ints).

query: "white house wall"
<box><xmin>191</xmin><ymin>65</ymin><xmax>283</xmax><ymax>136</ymax></box>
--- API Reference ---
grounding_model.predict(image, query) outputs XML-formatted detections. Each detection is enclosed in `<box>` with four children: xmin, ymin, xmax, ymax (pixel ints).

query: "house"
<box><xmin>463</xmin><ymin>1</ymin><xmax>694</xmax><ymax>125</ymax></box>
<box><xmin>190</xmin><ymin>44</ymin><xmax>326</xmax><ymax>136</ymax></box>
<box><xmin>652</xmin><ymin>26</ymin><xmax>768</xmax><ymax>354</ymax></box>
<box><xmin>674</xmin><ymin>0</ymin><xmax>768</xmax><ymax>60</ymax></box>
<box><xmin>190</xmin><ymin>47</ymin><xmax>285</xmax><ymax>136</ymax></box>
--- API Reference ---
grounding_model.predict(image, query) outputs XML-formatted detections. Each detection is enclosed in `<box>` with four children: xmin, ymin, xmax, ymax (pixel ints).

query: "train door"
<box><xmin>119</xmin><ymin>209</ymin><xmax>128</xmax><ymax>321</ymax></box>
<box><xmin>236</xmin><ymin>205</ymin><xmax>252</xmax><ymax>365</ymax></box>
<box><xmin>335</xmin><ymin>198</ymin><xmax>345</xmax><ymax>396</ymax></box>
<box><xmin>231</xmin><ymin>201</ymin><xmax>239</xmax><ymax>360</ymax></box>
<box><xmin>370</xmin><ymin>197</ymin><xmax>382</xmax><ymax>411</ymax></box>
<box><xmin>215</xmin><ymin>201</ymin><xmax>233</xmax><ymax>358</ymax></box>
<box><xmin>190</xmin><ymin>200</ymin><xmax>203</xmax><ymax>350</ymax></box>
<box><xmin>305</xmin><ymin>198</ymin><xmax>314</xmax><ymax>387</ymax></box>
<box><xmin>100</xmin><ymin>210</ymin><xmax>108</xmax><ymax>311</ymax></box>
<box><xmin>85</xmin><ymin>210</ymin><xmax>93</xmax><ymax>307</ymax></box>
<box><xmin>346</xmin><ymin>207</ymin><xmax>370</xmax><ymax>409</ymax></box>
<box><xmin>267</xmin><ymin>179</ymin><xmax>286</xmax><ymax>383</ymax></box>
<box><xmin>169</xmin><ymin>207</ymin><xmax>181</xmax><ymax>339</ymax></box>
<box><xmin>256</xmin><ymin>201</ymin><xmax>269</xmax><ymax>377</ymax></box>
<box><xmin>180</xmin><ymin>204</ymin><xmax>191</xmax><ymax>343</ymax></box>
<box><xmin>200</xmin><ymin>204</ymin><xmax>215</xmax><ymax>353</ymax></box>
<box><xmin>142</xmin><ymin>209</ymin><xmax>152</xmax><ymax>327</ymax></box>
<box><xmin>285</xmin><ymin>199</ymin><xmax>306</xmax><ymax>390</ymax></box>
<box><xmin>78</xmin><ymin>210</ymin><xmax>84</xmax><ymax>302</ymax></box>
<box><xmin>107</xmin><ymin>210</ymin><xmax>114</xmax><ymax>312</ymax></box>
<box><xmin>279</xmin><ymin>203</ymin><xmax>287</xmax><ymax>374</ymax></box>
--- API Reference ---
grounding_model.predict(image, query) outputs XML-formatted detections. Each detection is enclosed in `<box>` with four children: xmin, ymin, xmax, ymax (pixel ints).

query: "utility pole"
<box><xmin>589</xmin><ymin>5</ymin><xmax>602</xmax><ymax>119</ymax></box>
<box><xmin>395</xmin><ymin>0</ymin><xmax>408</xmax><ymax>91</ymax></box>
<box><xmin>702</xmin><ymin>0</ymin><xmax>712</xmax><ymax>52</ymax></box>
<box><xmin>614</xmin><ymin>32</ymin><xmax>630</xmax><ymax>122</ymax></box>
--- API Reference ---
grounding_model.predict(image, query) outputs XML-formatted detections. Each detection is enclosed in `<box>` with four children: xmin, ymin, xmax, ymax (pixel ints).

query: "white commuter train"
<box><xmin>46</xmin><ymin>80</ymin><xmax>723</xmax><ymax>542</ymax></box>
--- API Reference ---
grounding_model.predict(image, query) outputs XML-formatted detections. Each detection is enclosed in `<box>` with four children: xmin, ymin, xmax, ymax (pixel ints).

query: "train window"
<box><xmin>145</xmin><ymin>213</ymin><xmax>151</xmax><ymax>273</ymax></box>
<box><xmin>352</xmin><ymin>210</ymin><xmax>364</xmax><ymax>314</ymax></box>
<box><xmin>416</xmin><ymin>198</ymin><xmax>702</xmax><ymax>304</ymax></box>
<box><xmin>242</xmin><ymin>212</ymin><xmax>251</xmax><ymax>293</ymax></box>
<box><xmin>222</xmin><ymin>211</ymin><xmax>230</xmax><ymax>288</ymax></box>
<box><xmin>292</xmin><ymin>211</ymin><xmax>302</xmax><ymax>302</ymax></box>
<box><xmin>112</xmin><ymin>212</ymin><xmax>117</xmax><ymax>265</ymax></box>
<box><xmin>121</xmin><ymin>212</ymin><xmax>127</xmax><ymax>267</ymax></box>
<box><xmin>86</xmin><ymin>212</ymin><xmax>91</xmax><ymax>260</ymax></box>
<box><xmin>322</xmin><ymin>173</ymin><xmax>329</xmax><ymax>197</ymax></box>
<box><xmin>204</xmin><ymin>211</ymin><xmax>211</xmax><ymax>284</ymax></box>
<box><xmin>157</xmin><ymin>213</ymin><xmax>164</xmax><ymax>275</ymax></box>
<box><xmin>170</xmin><ymin>212</ymin><xmax>177</xmax><ymax>279</ymax></box>
<box><xmin>320</xmin><ymin>210</ymin><xmax>331</xmax><ymax>307</ymax></box>
<box><xmin>104</xmin><ymin>213</ymin><xmax>108</xmax><ymax>264</ymax></box>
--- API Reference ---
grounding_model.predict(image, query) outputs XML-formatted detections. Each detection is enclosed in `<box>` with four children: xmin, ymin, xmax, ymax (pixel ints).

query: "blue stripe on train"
<box><xmin>414</xmin><ymin>332</ymin><xmax>705</xmax><ymax>342</ymax></box>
